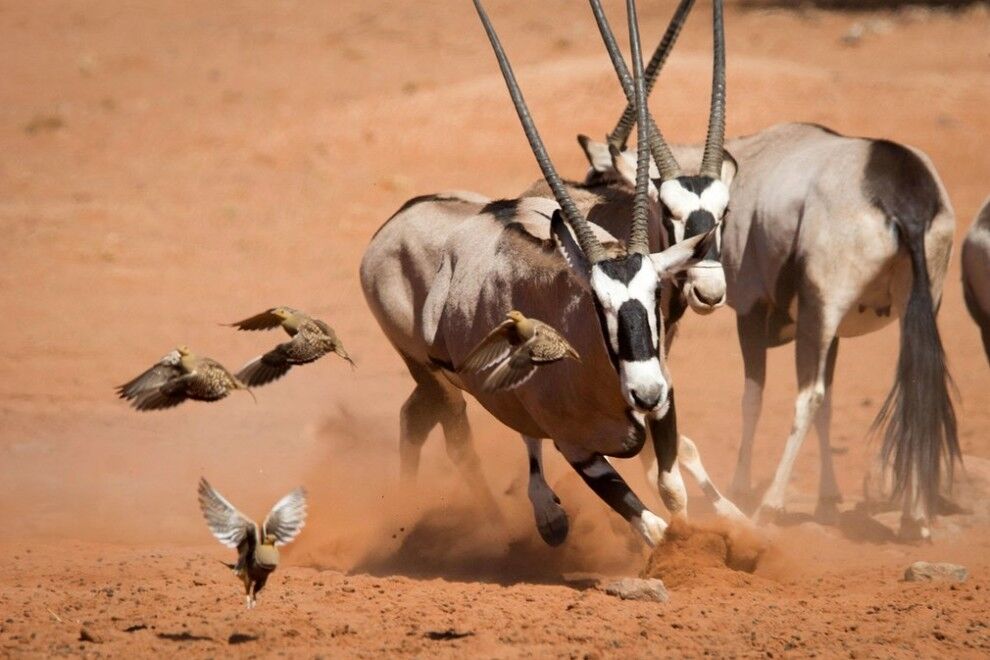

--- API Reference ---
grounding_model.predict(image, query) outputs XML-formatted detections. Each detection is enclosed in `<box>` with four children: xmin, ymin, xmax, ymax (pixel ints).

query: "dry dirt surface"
<box><xmin>2</xmin><ymin>1</ymin><xmax>990</xmax><ymax>657</ymax></box>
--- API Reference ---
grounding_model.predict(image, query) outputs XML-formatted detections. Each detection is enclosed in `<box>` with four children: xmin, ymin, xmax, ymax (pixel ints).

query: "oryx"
<box><xmin>590</xmin><ymin>121</ymin><xmax>959</xmax><ymax>540</ymax></box>
<box><xmin>518</xmin><ymin>0</ymin><xmax>742</xmax><ymax>544</ymax></box>
<box><xmin>963</xmin><ymin>196</ymin><xmax>990</xmax><ymax>365</ymax></box>
<box><xmin>361</xmin><ymin>0</ymin><xmax>732</xmax><ymax>546</ymax></box>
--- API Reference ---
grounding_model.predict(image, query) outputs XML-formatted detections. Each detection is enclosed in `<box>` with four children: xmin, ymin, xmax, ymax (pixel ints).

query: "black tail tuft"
<box><xmin>865</xmin><ymin>141</ymin><xmax>959</xmax><ymax>521</ymax></box>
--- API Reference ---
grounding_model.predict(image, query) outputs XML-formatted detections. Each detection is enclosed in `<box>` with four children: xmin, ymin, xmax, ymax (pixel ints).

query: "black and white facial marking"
<box><xmin>658</xmin><ymin>176</ymin><xmax>729</xmax><ymax>313</ymax></box>
<box><xmin>589</xmin><ymin>252</ymin><xmax>669</xmax><ymax>414</ymax></box>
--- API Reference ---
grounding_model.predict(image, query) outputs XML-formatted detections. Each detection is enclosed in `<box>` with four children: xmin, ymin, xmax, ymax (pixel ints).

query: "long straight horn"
<box><xmin>472</xmin><ymin>0</ymin><xmax>607</xmax><ymax>263</ymax></box>
<box><xmin>589</xmin><ymin>0</ymin><xmax>682</xmax><ymax>183</ymax></box>
<box><xmin>626</xmin><ymin>0</ymin><xmax>651</xmax><ymax>255</ymax></box>
<box><xmin>699</xmin><ymin>0</ymin><xmax>726</xmax><ymax>178</ymax></box>
<box><xmin>610</xmin><ymin>0</ymin><xmax>696</xmax><ymax>150</ymax></box>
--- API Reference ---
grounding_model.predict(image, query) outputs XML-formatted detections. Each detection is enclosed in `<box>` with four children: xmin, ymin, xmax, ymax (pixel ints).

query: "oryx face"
<box><xmin>658</xmin><ymin>176</ymin><xmax>729</xmax><ymax>314</ymax></box>
<box><xmin>589</xmin><ymin>253</ymin><xmax>669</xmax><ymax>414</ymax></box>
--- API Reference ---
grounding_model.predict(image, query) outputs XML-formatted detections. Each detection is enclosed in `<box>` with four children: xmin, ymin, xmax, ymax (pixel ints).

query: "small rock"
<box><xmin>904</xmin><ymin>562</ymin><xmax>968</xmax><ymax>583</ymax></box>
<box><xmin>79</xmin><ymin>627</ymin><xmax>102</xmax><ymax>643</ymax></box>
<box><xmin>603</xmin><ymin>577</ymin><xmax>669</xmax><ymax>603</ymax></box>
<box><xmin>841</xmin><ymin>22</ymin><xmax>864</xmax><ymax>46</ymax></box>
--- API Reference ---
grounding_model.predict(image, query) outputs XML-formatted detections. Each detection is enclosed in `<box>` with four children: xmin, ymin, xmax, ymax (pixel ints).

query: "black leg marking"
<box><xmin>649</xmin><ymin>390</ymin><xmax>678</xmax><ymax>474</ymax></box>
<box><xmin>569</xmin><ymin>454</ymin><xmax>646</xmax><ymax>522</ymax></box>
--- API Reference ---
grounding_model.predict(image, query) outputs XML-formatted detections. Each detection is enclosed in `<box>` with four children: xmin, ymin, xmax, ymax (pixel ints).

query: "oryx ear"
<box><xmin>609</xmin><ymin>144</ymin><xmax>658</xmax><ymax>201</ymax></box>
<box><xmin>551</xmin><ymin>209</ymin><xmax>591</xmax><ymax>285</ymax></box>
<box><xmin>720</xmin><ymin>149</ymin><xmax>738</xmax><ymax>188</ymax></box>
<box><xmin>650</xmin><ymin>227</ymin><xmax>718</xmax><ymax>277</ymax></box>
<box><xmin>577</xmin><ymin>134</ymin><xmax>613</xmax><ymax>173</ymax></box>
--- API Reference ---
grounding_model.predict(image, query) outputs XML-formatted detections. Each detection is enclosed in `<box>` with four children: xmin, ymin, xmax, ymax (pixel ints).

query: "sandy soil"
<box><xmin>2</xmin><ymin>1</ymin><xmax>990</xmax><ymax>656</ymax></box>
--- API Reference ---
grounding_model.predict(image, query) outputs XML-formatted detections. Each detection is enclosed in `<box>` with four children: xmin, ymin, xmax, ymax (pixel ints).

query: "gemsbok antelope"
<box><xmin>518</xmin><ymin>0</ymin><xmax>744</xmax><ymax>544</ymax></box>
<box><xmin>963</xmin><ymin>196</ymin><xmax>990</xmax><ymax>365</ymax></box>
<box><xmin>361</xmin><ymin>0</ymin><xmax>730</xmax><ymax>547</ymax></box>
<box><xmin>587</xmin><ymin>121</ymin><xmax>959</xmax><ymax>540</ymax></box>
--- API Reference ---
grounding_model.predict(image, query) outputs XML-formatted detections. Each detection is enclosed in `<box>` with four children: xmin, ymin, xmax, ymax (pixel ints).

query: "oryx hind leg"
<box><xmin>813</xmin><ymin>338</ymin><xmax>842</xmax><ymax>523</ymax></box>
<box><xmin>522</xmin><ymin>436</ymin><xmax>569</xmax><ymax>546</ymax></box>
<box><xmin>756</xmin><ymin>291</ymin><xmax>841</xmax><ymax>522</ymax></box>
<box><xmin>399</xmin><ymin>354</ymin><xmax>501</xmax><ymax>517</ymax></box>
<box><xmin>677</xmin><ymin>435</ymin><xmax>747</xmax><ymax>523</ymax></box>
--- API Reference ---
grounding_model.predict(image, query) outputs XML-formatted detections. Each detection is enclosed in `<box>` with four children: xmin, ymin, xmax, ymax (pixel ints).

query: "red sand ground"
<box><xmin>2</xmin><ymin>1</ymin><xmax>989</xmax><ymax>656</ymax></box>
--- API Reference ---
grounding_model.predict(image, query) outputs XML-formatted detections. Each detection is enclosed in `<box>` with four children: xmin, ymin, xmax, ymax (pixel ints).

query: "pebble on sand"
<box><xmin>904</xmin><ymin>562</ymin><xmax>969</xmax><ymax>583</ymax></box>
<box><xmin>602</xmin><ymin>577</ymin><xmax>669</xmax><ymax>603</ymax></box>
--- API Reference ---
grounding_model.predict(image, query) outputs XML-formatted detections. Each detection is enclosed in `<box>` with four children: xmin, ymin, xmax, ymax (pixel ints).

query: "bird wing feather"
<box><xmin>461</xmin><ymin>319</ymin><xmax>516</xmax><ymax>372</ymax></box>
<box><xmin>116</xmin><ymin>350</ymin><xmax>183</xmax><ymax>399</ymax></box>
<box><xmin>228</xmin><ymin>309</ymin><xmax>285</xmax><ymax>331</ymax></box>
<box><xmin>236</xmin><ymin>346</ymin><xmax>292</xmax><ymax>387</ymax></box>
<box><xmin>197</xmin><ymin>478</ymin><xmax>259</xmax><ymax>549</ymax></box>
<box><xmin>483</xmin><ymin>349</ymin><xmax>537</xmax><ymax>391</ymax></box>
<box><xmin>262</xmin><ymin>487</ymin><xmax>308</xmax><ymax>546</ymax></box>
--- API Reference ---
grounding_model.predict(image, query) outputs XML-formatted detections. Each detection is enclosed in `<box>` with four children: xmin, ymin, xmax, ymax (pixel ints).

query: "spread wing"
<box><xmin>228</xmin><ymin>308</ymin><xmax>288</xmax><ymax>331</ymax></box>
<box><xmin>116</xmin><ymin>350</ymin><xmax>182</xmax><ymax>400</ymax></box>
<box><xmin>461</xmin><ymin>319</ymin><xmax>517</xmax><ymax>372</ymax></box>
<box><xmin>482</xmin><ymin>349</ymin><xmax>537</xmax><ymax>391</ymax></box>
<box><xmin>197</xmin><ymin>478</ymin><xmax>258</xmax><ymax>549</ymax></box>
<box><xmin>236</xmin><ymin>345</ymin><xmax>293</xmax><ymax>387</ymax></box>
<box><xmin>262</xmin><ymin>487</ymin><xmax>307</xmax><ymax>546</ymax></box>
<box><xmin>262</xmin><ymin>486</ymin><xmax>306</xmax><ymax>545</ymax></box>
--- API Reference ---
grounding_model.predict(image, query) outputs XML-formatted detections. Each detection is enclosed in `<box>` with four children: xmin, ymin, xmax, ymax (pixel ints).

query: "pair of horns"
<box><xmin>472</xmin><ymin>0</ymin><xmax>656</xmax><ymax>260</ymax></box>
<box><xmin>601</xmin><ymin>0</ymin><xmax>726</xmax><ymax>182</ymax></box>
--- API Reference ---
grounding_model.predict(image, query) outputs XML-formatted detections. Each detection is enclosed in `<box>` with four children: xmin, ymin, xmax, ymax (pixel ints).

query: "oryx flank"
<box><xmin>963</xmin><ymin>196</ymin><xmax>990</xmax><ymax>365</ymax></box>
<box><xmin>361</xmin><ymin>0</ymin><xmax>733</xmax><ymax>547</ymax></box>
<box><xmin>594</xmin><ymin>121</ymin><xmax>959</xmax><ymax>540</ymax></box>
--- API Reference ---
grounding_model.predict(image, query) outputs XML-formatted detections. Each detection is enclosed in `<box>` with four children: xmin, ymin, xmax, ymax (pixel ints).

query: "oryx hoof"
<box><xmin>814</xmin><ymin>497</ymin><xmax>842</xmax><ymax>525</ymax></box>
<box><xmin>532</xmin><ymin>495</ymin><xmax>569</xmax><ymax>547</ymax></box>
<box><xmin>897</xmin><ymin>517</ymin><xmax>932</xmax><ymax>544</ymax></box>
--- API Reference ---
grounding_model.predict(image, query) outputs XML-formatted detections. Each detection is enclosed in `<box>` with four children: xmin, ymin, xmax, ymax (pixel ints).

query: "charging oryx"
<box><xmin>963</xmin><ymin>196</ymin><xmax>990</xmax><ymax>365</ymax></box>
<box><xmin>591</xmin><ymin>121</ymin><xmax>959</xmax><ymax>540</ymax></box>
<box><xmin>361</xmin><ymin>0</ymin><xmax>730</xmax><ymax>547</ymax></box>
<box><xmin>517</xmin><ymin>0</ymin><xmax>743</xmax><ymax>544</ymax></box>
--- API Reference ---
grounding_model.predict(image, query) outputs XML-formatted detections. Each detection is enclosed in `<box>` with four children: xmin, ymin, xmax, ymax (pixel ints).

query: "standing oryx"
<box><xmin>591</xmin><ymin>122</ymin><xmax>959</xmax><ymax>540</ymax></box>
<box><xmin>963</xmin><ymin>196</ymin><xmax>990</xmax><ymax>365</ymax></box>
<box><xmin>361</xmin><ymin>0</ymin><xmax>734</xmax><ymax>547</ymax></box>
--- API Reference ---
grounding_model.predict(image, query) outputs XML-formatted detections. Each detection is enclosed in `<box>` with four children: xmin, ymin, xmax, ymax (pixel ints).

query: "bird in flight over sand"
<box><xmin>116</xmin><ymin>346</ymin><xmax>252</xmax><ymax>411</ymax></box>
<box><xmin>460</xmin><ymin>310</ymin><xmax>580</xmax><ymax>391</ymax></box>
<box><xmin>197</xmin><ymin>477</ymin><xmax>308</xmax><ymax>609</ymax></box>
<box><xmin>228</xmin><ymin>307</ymin><xmax>354</xmax><ymax>386</ymax></box>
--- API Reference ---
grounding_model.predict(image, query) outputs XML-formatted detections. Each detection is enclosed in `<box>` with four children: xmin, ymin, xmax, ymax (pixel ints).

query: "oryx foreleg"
<box><xmin>522</xmin><ymin>435</ymin><xmax>569</xmax><ymax>546</ymax></box>
<box><xmin>556</xmin><ymin>441</ymin><xmax>667</xmax><ymax>547</ymax></box>
<box><xmin>648</xmin><ymin>391</ymin><xmax>688</xmax><ymax>519</ymax></box>
<box><xmin>756</xmin><ymin>294</ymin><xmax>838</xmax><ymax>521</ymax></box>
<box><xmin>731</xmin><ymin>301</ymin><xmax>768</xmax><ymax>500</ymax></box>
<box><xmin>813</xmin><ymin>338</ymin><xmax>842</xmax><ymax>523</ymax></box>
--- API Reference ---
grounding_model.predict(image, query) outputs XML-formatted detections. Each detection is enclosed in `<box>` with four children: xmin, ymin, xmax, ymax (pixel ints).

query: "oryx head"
<box><xmin>474</xmin><ymin>0</ymin><xmax>712</xmax><ymax>415</ymax></box>
<box><xmin>583</xmin><ymin>0</ymin><xmax>732</xmax><ymax>315</ymax></box>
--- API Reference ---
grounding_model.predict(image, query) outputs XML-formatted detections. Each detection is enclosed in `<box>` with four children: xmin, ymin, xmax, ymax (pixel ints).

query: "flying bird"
<box><xmin>229</xmin><ymin>307</ymin><xmax>354</xmax><ymax>387</ymax></box>
<box><xmin>116</xmin><ymin>346</ymin><xmax>252</xmax><ymax>411</ymax></box>
<box><xmin>197</xmin><ymin>477</ymin><xmax>308</xmax><ymax>609</ymax></box>
<box><xmin>460</xmin><ymin>310</ymin><xmax>579</xmax><ymax>391</ymax></box>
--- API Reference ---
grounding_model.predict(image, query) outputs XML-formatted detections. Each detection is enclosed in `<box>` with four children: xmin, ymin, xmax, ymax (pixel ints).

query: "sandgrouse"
<box><xmin>461</xmin><ymin>310</ymin><xmax>580</xmax><ymax>391</ymax></box>
<box><xmin>229</xmin><ymin>307</ymin><xmax>354</xmax><ymax>386</ymax></box>
<box><xmin>197</xmin><ymin>478</ymin><xmax>307</xmax><ymax>609</ymax></box>
<box><xmin>117</xmin><ymin>346</ymin><xmax>251</xmax><ymax>411</ymax></box>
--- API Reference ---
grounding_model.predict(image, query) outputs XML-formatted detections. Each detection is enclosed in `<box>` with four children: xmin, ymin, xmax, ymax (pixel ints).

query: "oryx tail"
<box><xmin>868</xmin><ymin>141</ymin><xmax>960</xmax><ymax>519</ymax></box>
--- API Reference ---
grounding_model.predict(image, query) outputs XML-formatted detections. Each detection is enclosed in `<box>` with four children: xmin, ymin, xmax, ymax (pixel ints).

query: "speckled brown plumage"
<box><xmin>460</xmin><ymin>310</ymin><xmax>580</xmax><ymax>391</ymax></box>
<box><xmin>230</xmin><ymin>307</ymin><xmax>354</xmax><ymax>387</ymax></box>
<box><xmin>116</xmin><ymin>346</ymin><xmax>250</xmax><ymax>411</ymax></box>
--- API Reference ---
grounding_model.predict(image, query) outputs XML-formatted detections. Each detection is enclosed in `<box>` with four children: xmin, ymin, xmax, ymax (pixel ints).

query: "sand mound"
<box><xmin>642</xmin><ymin>518</ymin><xmax>770</xmax><ymax>589</ymax></box>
